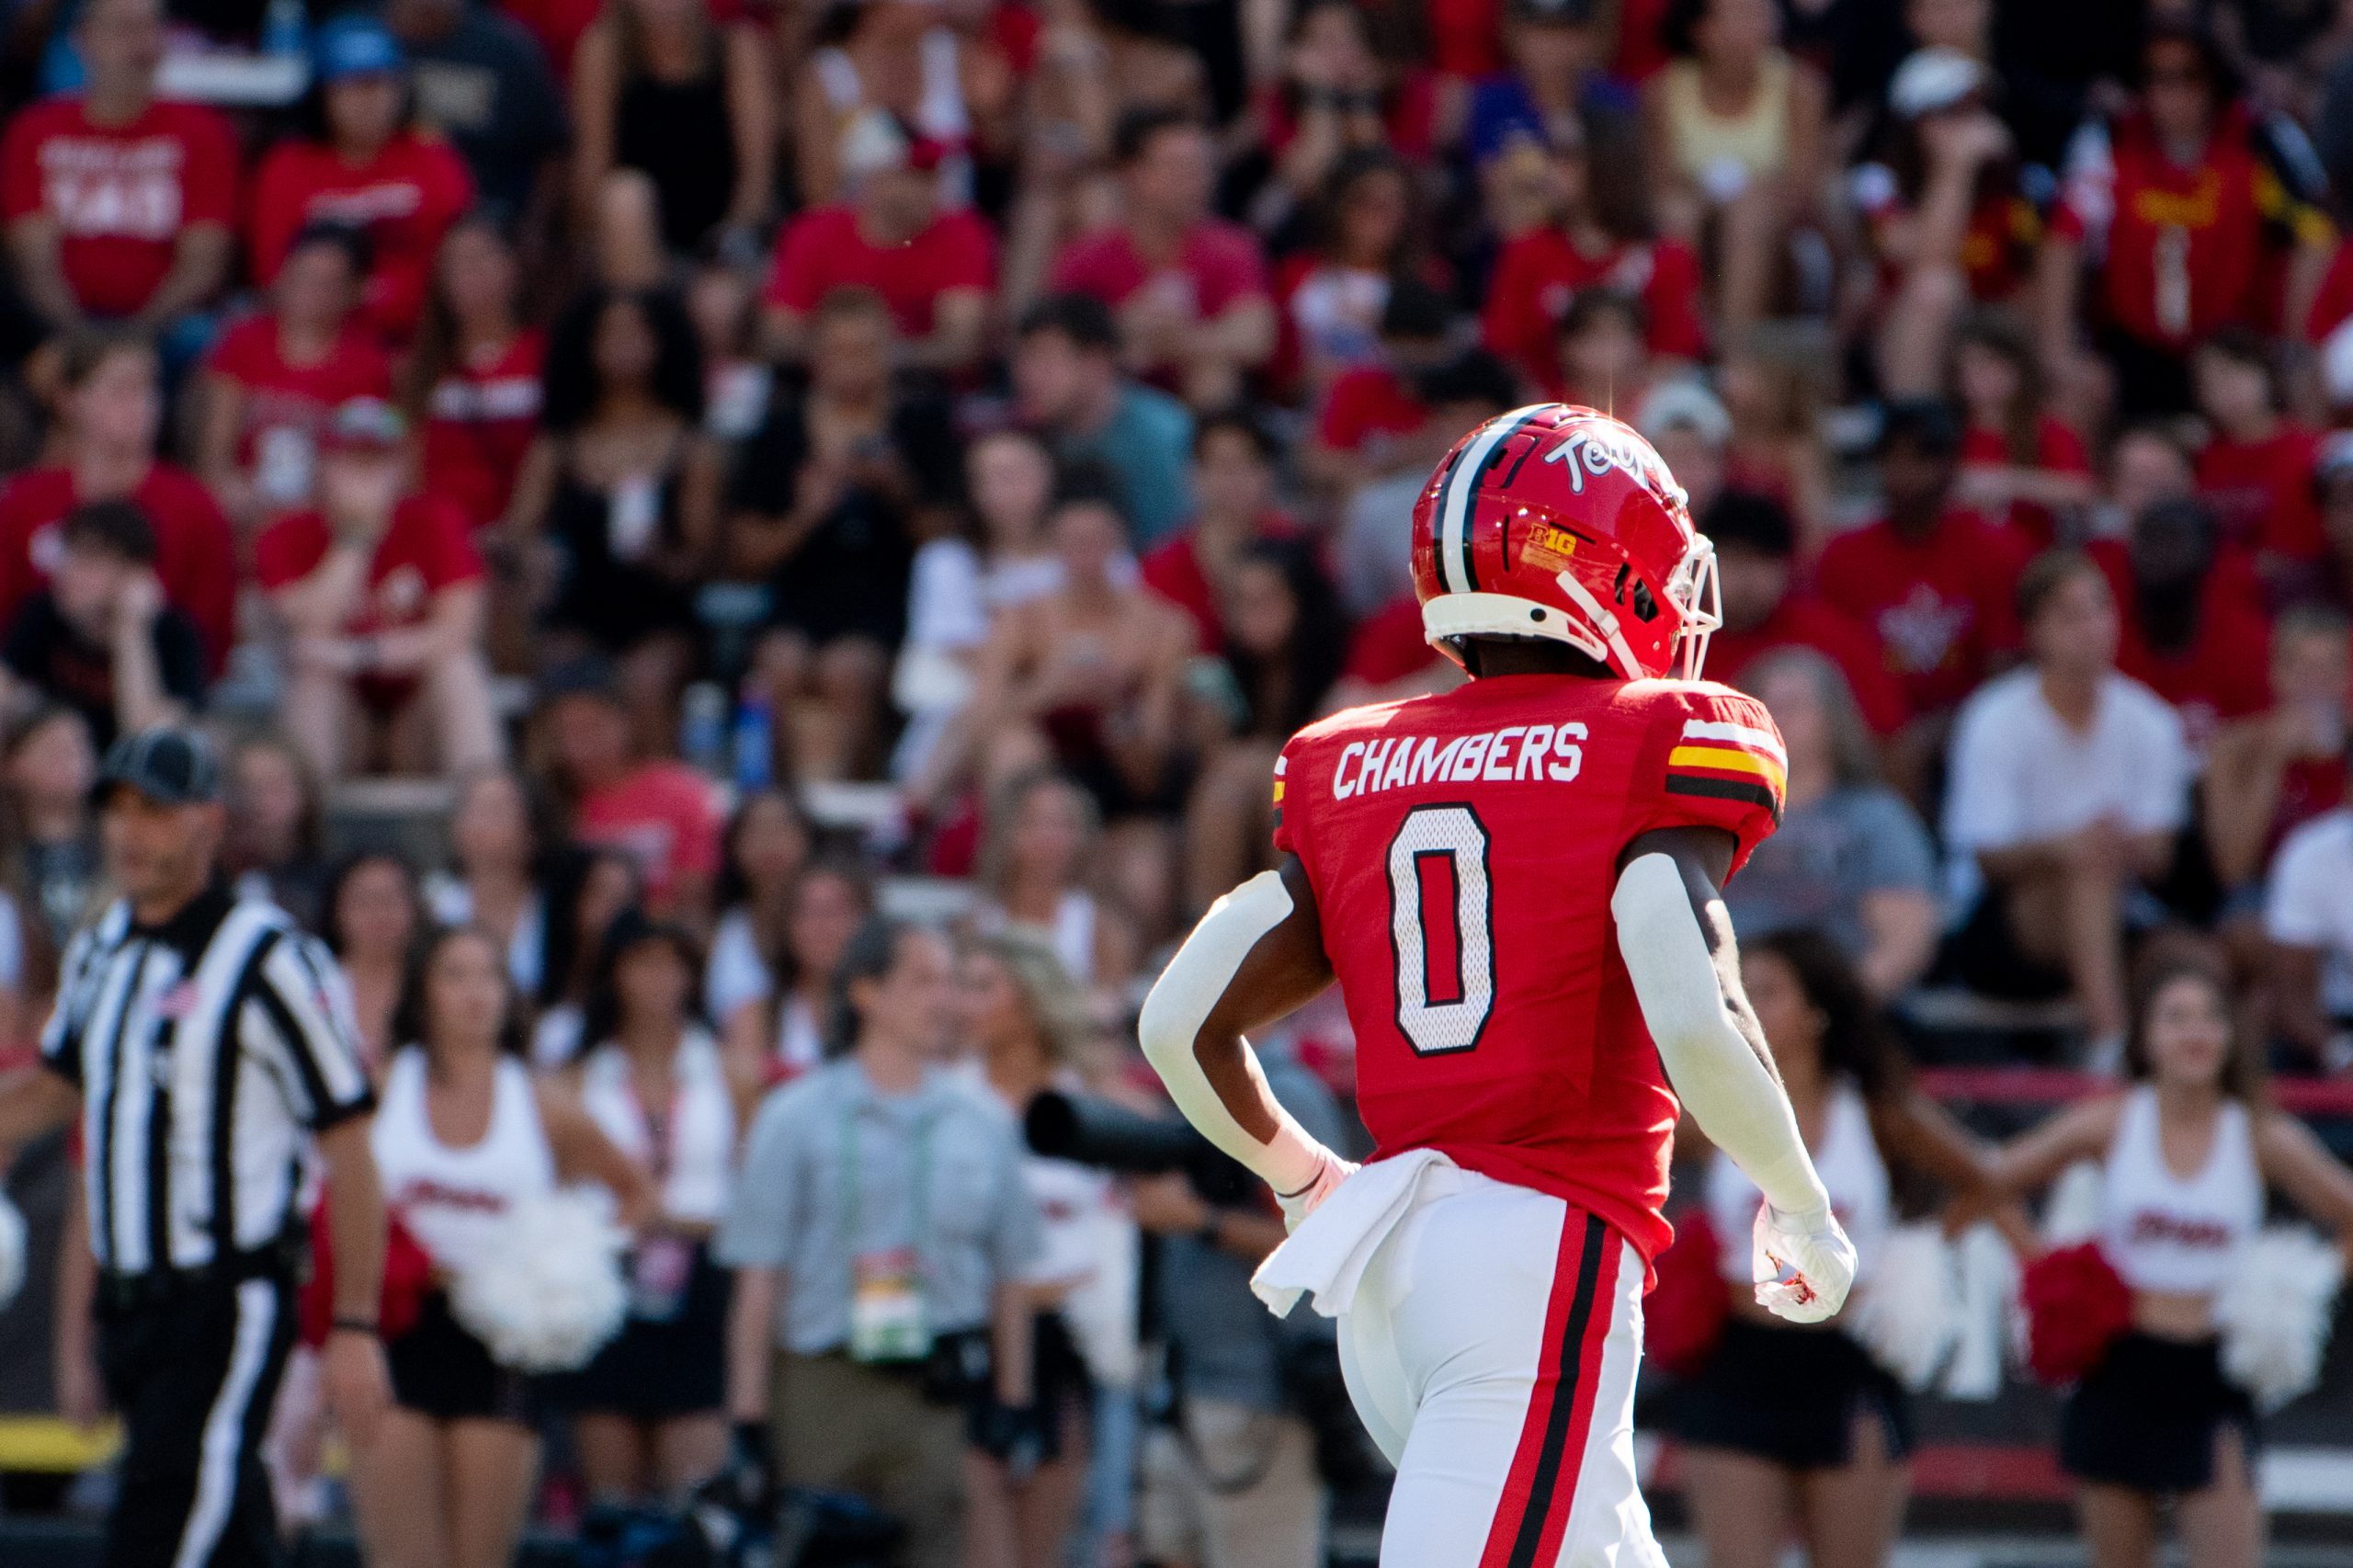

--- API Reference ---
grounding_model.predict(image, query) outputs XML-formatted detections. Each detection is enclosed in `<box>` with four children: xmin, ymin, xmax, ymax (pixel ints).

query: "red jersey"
<box><xmin>2197</xmin><ymin>424</ymin><xmax>2324</xmax><ymax>562</ymax></box>
<box><xmin>1959</xmin><ymin>416</ymin><xmax>2093</xmax><ymax>551</ymax></box>
<box><xmin>2053</xmin><ymin>105</ymin><xmax>2329</xmax><ymax>350</ymax></box>
<box><xmin>420</xmin><ymin>331</ymin><xmax>546</xmax><ymax>528</ymax></box>
<box><xmin>2086</xmin><ymin>539</ymin><xmax>2271</xmax><ymax>751</ymax></box>
<box><xmin>247</xmin><ymin>131</ymin><xmax>474</xmax><ymax>345</ymax></box>
<box><xmin>0</xmin><ymin>463</ymin><xmax>235</xmax><ymax>673</ymax></box>
<box><xmin>1314</xmin><ymin>364</ymin><xmax>1427</xmax><ymax>455</ymax></box>
<box><xmin>1273</xmin><ymin>674</ymin><xmax>1785</xmax><ymax>1266</ymax></box>
<box><xmin>1482</xmin><ymin>229</ymin><xmax>1708</xmax><ymax>386</ymax></box>
<box><xmin>577</xmin><ymin>761</ymin><xmax>724</xmax><ymax>914</ymax></box>
<box><xmin>1815</xmin><ymin>511</ymin><xmax>2031</xmax><ymax>716</ymax></box>
<box><xmin>763</xmin><ymin>203</ymin><xmax>996</xmax><ymax>337</ymax></box>
<box><xmin>205</xmin><ymin>314</ymin><xmax>392</xmax><ymax>497</ymax></box>
<box><xmin>1706</xmin><ymin>593</ymin><xmax>1910</xmax><ymax>735</ymax></box>
<box><xmin>0</xmin><ymin>96</ymin><xmax>239</xmax><ymax>318</ymax></box>
<box><xmin>1048</xmin><ymin>220</ymin><xmax>1270</xmax><ymax>318</ymax></box>
<box><xmin>254</xmin><ymin>494</ymin><xmax>483</xmax><ymax>634</ymax></box>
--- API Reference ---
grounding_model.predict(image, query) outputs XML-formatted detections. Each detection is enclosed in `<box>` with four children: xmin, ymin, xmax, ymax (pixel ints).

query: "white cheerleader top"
<box><xmin>1707</xmin><ymin>1081</ymin><xmax>1892</xmax><ymax>1283</ymax></box>
<box><xmin>2098</xmin><ymin>1085</ymin><xmax>2261</xmax><ymax>1296</ymax></box>
<box><xmin>577</xmin><ymin>1029</ymin><xmax>738</xmax><ymax>1227</ymax></box>
<box><xmin>372</xmin><ymin>1047</ymin><xmax>557</xmax><ymax>1275</ymax></box>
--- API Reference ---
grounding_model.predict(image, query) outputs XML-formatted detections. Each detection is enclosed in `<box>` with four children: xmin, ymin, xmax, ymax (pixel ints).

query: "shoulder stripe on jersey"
<box><xmin>1665</xmin><ymin>774</ymin><xmax>1782</xmax><ymax>824</ymax></box>
<box><xmin>1439</xmin><ymin>406</ymin><xmax>1544</xmax><ymax>595</ymax></box>
<box><xmin>1680</xmin><ymin>718</ymin><xmax>1786</xmax><ymax>764</ymax></box>
<box><xmin>1666</xmin><ymin>744</ymin><xmax>1786</xmax><ymax>791</ymax></box>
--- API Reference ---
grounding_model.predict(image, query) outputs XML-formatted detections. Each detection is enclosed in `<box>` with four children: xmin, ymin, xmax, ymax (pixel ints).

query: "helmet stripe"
<box><xmin>1439</xmin><ymin>405</ymin><xmax>1546</xmax><ymax>597</ymax></box>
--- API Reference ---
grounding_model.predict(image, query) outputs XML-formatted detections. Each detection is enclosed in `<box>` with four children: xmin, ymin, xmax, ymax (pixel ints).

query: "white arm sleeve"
<box><xmin>1139</xmin><ymin>869</ymin><xmax>1337</xmax><ymax>1199</ymax></box>
<box><xmin>1611</xmin><ymin>852</ymin><xmax>1831</xmax><ymax>1221</ymax></box>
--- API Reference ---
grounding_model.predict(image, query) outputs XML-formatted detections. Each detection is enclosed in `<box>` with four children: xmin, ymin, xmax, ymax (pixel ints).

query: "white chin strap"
<box><xmin>1552</xmin><ymin>571</ymin><xmax>1646</xmax><ymax>678</ymax></box>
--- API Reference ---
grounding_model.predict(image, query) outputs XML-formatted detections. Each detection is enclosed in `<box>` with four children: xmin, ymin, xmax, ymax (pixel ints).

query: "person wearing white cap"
<box><xmin>1852</xmin><ymin>46</ymin><xmax>2022</xmax><ymax>397</ymax></box>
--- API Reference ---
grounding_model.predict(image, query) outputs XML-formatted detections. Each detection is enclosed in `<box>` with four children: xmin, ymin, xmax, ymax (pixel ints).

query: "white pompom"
<box><xmin>2213</xmin><ymin>1224</ymin><xmax>2347</xmax><ymax>1414</ymax></box>
<box><xmin>2041</xmin><ymin>1158</ymin><xmax>2105</xmax><ymax>1247</ymax></box>
<box><xmin>446</xmin><ymin>1187</ymin><xmax>631</xmax><ymax>1373</ymax></box>
<box><xmin>1846</xmin><ymin>1222</ymin><xmax>1961</xmax><ymax>1392</ymax></box>
<box><xmin>0</xmin><ymin>1190</ymin><xmax>24</xmax><ymax>1310</ymax></box>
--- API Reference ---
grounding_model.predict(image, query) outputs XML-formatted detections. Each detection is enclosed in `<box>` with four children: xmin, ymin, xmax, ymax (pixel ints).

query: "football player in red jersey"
<box><xmin>1140</xmin><ymin>403</ymin><xmax>1856</xmax><ymax>1565</ymax></box>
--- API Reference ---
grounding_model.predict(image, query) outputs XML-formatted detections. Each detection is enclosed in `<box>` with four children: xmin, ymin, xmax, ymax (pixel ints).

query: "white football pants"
<box><xmin>1335</xmin><ymin>1166</ymin><xmax>1667</xmax><ymax>1568</ymax></box>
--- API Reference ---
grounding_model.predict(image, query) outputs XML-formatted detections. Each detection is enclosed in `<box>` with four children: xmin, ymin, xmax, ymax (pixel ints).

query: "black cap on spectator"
<box><xmin>1380</xmin><ymin>278</ymin><xmax>1454</xmax><ymax>343</ymax></box>
<box><xmin>1876</xmin><ymin>396</ymin><xmax>1963</xmax><ymax>460</ymax></box>
<box><xmin>96</xmin><ymin>726</ymin><xmax>223</xmax><ymax>806</ymax></box>
<box><xmin>1415</xmin><ymin>349</ymin><xmax>1521</xmax><ymax>414</ymax></box>
<box><xmin>62</xmin><ymin>498</ymin><xmax>159</xmax><ymax>564</ymax></box>
<box><xmin>536</xmin><ymin>654</ymin><xmax>625</xmax><ymax>710</ymax></box>
<box><xmin>1017</xmin><ymin>293</ymin><xmax>1120</xmax><ymax>355</ymax></box>
<box><xmin>1700</xmin><ymin>491</ymin><xmax>1798</xmax><ymax>560</ymax></box>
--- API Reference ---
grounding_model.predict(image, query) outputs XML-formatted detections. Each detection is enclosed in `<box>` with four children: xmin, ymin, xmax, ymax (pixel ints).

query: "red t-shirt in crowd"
<box><xmin>2052</xmin><ymin>104</ymin><xmax>2328</xmax><ymax>350</ymax></box>
<box><xmin>1427</xmin><ymin>0</ymin><xmax>1503</xmax><ymax>77</ymax></box>
<box><xmin>1815</xmin><ymin>510</ymin><xmax>2033</xmax><ymax>717</ymax></box>
<box><xmin>1481</xmin><ymin>228</ymin><xmax>1708</xmax><ymax>386</ymax></box>
<box><xmin>763</xmin><ymin>203</ymin><xmax>996</xmax><ymax>338</ymax></box>
<box><xmin>205</xmin><ymin>314</ymin><xmax>392</xmax><ymax>488</ymax></box>
<box><xmin>1048</xmin><ymin>219</ymin><xmax>1271</xmax><ymax>319</ymax></box>
<box><xmin>421</xmin><ymin>331</ymin><xmax>546</xmax><ymax>529</ymax></box>
<box><xmin>1314</xmin><ymin>364</ymin><xmax>1427</xmax><ymax>454</ymax></box>
<box><xmin>1139</xmin><ymin>513</ymin><xmax>1299</xmax><ymax>650</ymax></box>
<box><xmin>0</xmin><ymin>96</ymin><xmax>240</xmax><ymax>318</ymax></box>
<box><xmin>576</xmin><ymin>762</ymin><xmax>724</xmax><ymax>913</ymax></box>
<box><xmin>254</xmin><ymin>494</ymin><xmax>483</xmax><ymax>633</ymax></box>
<box><xmin>2086</xmin><ymin>539</ymin><xmax>2271</xmax><ymax>751</ymax></box>
<box><xmin>0</xmin><ymin>463</ymin><xmax>235</xmax><ymax>674</ymax></box>
<box><xmin>2308</xmin><ymin>238</ymin><xmax>2353</xmax><ymax>342</ymax></box>
<box><xmin>248</xmin><ymin>131</ymin><xmax>474</xmax><ymax>345</ymax></box>
<box><xmin>1704</xmin><ymin>593</ymin><xmax>1911</xmax><ymax>735</ymax></box>
<box><xmin>1255</xmin><ymin>73</ymin><xmax>1438</xmax><ymax>165</ymax></box>
<box><xmin>1959</xmin><ymin>415</ymin><xmax>2094</xmax><ymax>551</ymax></box>
<box><xmin>2198</xmin><ymin>424</ymin><xmax>2325</xmax><ymax>562</ymax></box>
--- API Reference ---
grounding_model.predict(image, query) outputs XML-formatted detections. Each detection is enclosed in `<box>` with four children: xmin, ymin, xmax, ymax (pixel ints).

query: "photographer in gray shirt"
<box><xmin>718</xmin><ymin>917</ymin><xmax>1041</xmax><ymax>1568</ymax></box>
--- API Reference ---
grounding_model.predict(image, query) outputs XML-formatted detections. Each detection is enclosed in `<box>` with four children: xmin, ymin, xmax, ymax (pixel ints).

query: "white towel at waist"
<box><xmin>1252</xmin><ymin>1149</ymin><xmax>1460</xmax><ymax>1319</ymax></box>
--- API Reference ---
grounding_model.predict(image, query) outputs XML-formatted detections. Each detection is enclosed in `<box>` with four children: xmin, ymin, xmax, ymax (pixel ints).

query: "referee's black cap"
<box><xmin>96</xmin><ymin>726</ymin><xmax>224</xmax><ymax>806</ymax></box>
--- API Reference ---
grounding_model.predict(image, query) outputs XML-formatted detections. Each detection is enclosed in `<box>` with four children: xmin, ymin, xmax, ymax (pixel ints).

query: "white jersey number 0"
<box><xmin>1386</xmin><ymin>804</ymin><xmax>1495</xmax><ymax>1055</ymax></box>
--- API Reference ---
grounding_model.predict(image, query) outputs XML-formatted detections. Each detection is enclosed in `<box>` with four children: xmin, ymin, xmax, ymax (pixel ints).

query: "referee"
<box><xmin>0</xmin><ymin>725</ymin><xmax>391</xmax><ymax>1568</ymax></box>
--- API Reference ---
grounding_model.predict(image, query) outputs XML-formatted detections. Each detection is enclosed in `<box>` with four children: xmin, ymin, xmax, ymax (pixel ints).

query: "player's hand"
<box><xmin>1752</xmin><ymin>1202</ymin><xmax>1857</xmax><ymax>1324</ymax></box>
<box><xmin>1275</xmin><ymin>1150</ymin><xmax>1357</xmax><ymax>1234</ymax></box>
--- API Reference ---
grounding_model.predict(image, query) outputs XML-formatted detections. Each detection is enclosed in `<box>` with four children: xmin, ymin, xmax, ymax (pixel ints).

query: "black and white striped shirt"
<box><xmin>40</xmin><ymin>883</ymin><xmax>375</xmax><ymax>1277</ymax></box>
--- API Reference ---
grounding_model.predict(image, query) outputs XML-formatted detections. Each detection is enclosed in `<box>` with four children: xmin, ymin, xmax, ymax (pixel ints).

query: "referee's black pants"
<box><xmin>97</xmin><ymin>1271</ymin><xmax>297</xmax><ymax>1568</ymax></box>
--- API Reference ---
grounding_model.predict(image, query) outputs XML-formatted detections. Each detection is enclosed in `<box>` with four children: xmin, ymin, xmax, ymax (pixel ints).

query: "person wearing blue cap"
<box><xmin>248</xmin><ymin>12</ymin><xmax>475</xmax><ymax>344</ymax></box>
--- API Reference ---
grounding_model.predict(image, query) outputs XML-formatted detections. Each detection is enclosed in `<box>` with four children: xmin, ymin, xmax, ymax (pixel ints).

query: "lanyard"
<box><xmin>838</xmin><ymin>1096</ymin><xmax>935</xmax><ymax>1261</ymax></box>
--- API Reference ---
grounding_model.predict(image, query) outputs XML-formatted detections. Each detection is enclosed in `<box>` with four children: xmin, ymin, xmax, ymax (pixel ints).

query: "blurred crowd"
<box><xmin>6</xmin><ymin>0</ymin><xmax>2353</xmax><ymax>1561</ymax></box>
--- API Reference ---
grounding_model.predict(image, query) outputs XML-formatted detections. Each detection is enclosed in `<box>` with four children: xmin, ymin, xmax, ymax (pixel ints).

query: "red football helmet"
<box><xmin>1411</xmin><ymin>403</ymin><xmax>1719</xmax><ymax>680</ymax></box>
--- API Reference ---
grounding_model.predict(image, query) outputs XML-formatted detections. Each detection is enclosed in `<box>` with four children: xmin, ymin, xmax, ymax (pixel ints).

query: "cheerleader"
<box><xmin>561</xmin><ymin>912</ymin><xmax>759</xmax><ymax>1500</ymax></box>
<box><xmin>355</xmin><ymin>926</ymin><xmax>648</xmax><ymax>1568</ymax></box>
<box><xmin>1993</xmin><ymin>958</ymin><xmax>2353</xmax><ymax>1568</ymax></box>
<box><xmin>1670</xmin><ymin>931</ymin><xmax>1998</xmax><ymax>1568</ymax></box>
